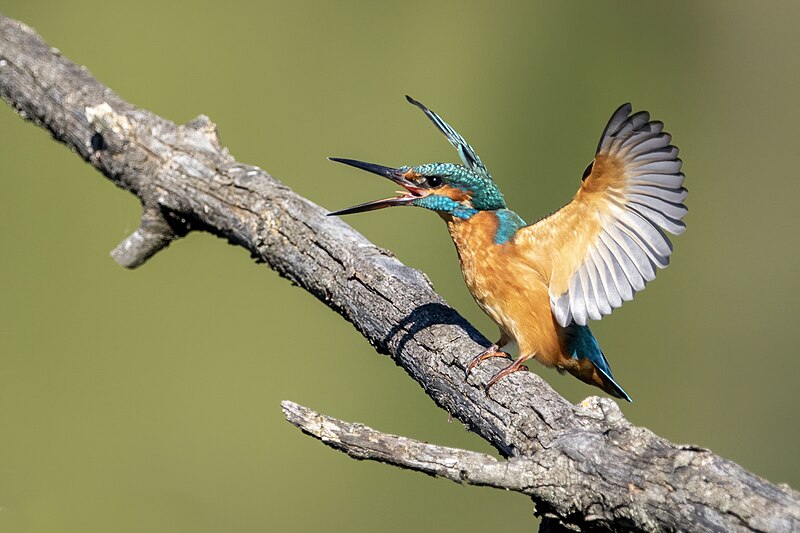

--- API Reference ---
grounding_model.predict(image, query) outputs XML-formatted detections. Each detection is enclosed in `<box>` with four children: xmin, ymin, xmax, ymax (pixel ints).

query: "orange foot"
<box><xmin>486</xmin><ymin>354</ymin><xmax>530</xmax><ymax>392</ymax></box>
<box><xmin>465</xmin><ymin>343</ymin><xmax>510</xmax><ymax>377</ymax></box>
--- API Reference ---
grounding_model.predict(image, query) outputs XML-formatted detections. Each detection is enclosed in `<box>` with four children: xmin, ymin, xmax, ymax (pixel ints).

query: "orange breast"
<box><xmin>445</xmin><ymin>211</ymin><xmax>566</xmax><ymax>368</ymax></box>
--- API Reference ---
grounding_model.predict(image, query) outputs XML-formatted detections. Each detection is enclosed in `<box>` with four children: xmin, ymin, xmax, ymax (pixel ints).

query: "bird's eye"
<box><xmin>426</xmin><ymin>175</ymin><xmax>442</xmax><ymax>187</ymax></box>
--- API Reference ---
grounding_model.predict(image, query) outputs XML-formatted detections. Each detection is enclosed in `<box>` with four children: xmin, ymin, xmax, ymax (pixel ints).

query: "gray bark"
<box><xmin>1</xmin><ymin>14</ymin><xmax>797</xmax><ymax>532</ymax></box>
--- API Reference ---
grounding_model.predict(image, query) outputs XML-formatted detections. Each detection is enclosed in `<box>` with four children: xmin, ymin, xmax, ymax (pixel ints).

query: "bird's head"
<box><xmin>328</xmin><ymin>96</ymin><xmax>506</xmax><ymax>219</ymax></box>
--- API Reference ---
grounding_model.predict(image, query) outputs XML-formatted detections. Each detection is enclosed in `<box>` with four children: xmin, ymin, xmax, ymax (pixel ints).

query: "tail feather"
<box><xmin>593</xmin><ymin>364</ymin><xmax>632</xmax><ymax>402</ymax></box>
<box><xmin>563</xmin><ymin>324</ymin><xmax>632</xmax><ymax>402</ymax></box>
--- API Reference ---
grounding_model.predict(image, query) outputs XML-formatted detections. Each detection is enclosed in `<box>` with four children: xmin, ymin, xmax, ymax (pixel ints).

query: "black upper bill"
<box><xmin>328</xmin><ymin>158</ymin><xmax>413</xmax><ymax>184</ymax></box>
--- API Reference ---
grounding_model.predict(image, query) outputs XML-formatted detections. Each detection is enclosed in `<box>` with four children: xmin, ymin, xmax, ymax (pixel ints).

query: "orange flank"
<box><xmin>445</xmin><ymin>211</ymin><xmax>567</xmax><ymax>370</ymax></box>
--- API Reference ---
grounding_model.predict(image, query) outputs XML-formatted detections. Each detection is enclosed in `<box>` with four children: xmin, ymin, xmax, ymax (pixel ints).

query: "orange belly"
<box><xmin>445</xmin><ymin>211</ymin><xmax>567</xmax><ymax>368</ymax></box>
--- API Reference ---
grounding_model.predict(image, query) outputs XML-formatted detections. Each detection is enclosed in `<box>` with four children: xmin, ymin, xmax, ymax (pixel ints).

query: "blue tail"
<box><xmin>563</xmin><ymin>324</ymin><xmax>632</xmax><ymax>402</ymax></box>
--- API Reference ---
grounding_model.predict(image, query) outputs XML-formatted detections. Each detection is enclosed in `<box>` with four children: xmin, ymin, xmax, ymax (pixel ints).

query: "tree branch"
<box><xmin>281</xmin><ymin>399</ymin><xmax>568</xmax><ymax>494</ymax></box>
<box><xmin>1</xmin><ymin>15</ymin><xmax>797</xmax><ymax>532</ymax></box>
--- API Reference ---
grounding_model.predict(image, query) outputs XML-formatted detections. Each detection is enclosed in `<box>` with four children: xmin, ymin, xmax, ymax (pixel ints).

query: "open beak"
<box><xmin>327</xmin><ymin>158</ymin><xmax>426</xmax><ymax>216</ymax></box>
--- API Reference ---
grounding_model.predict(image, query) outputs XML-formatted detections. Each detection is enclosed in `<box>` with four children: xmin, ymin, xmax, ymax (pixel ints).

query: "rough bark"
<box><xmin>1</xmin><ymin>15</ymin><xmax>797</xmax><ymax>532</ymax></box>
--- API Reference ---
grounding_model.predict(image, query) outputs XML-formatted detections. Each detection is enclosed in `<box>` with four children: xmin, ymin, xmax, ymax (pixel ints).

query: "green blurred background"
<box><xmin>1</xmin><ymin>1</ymin><xmax>798</xmax><ymax>531</ymax></box>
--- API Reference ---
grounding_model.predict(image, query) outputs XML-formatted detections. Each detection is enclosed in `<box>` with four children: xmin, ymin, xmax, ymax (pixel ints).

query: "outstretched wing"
<box><xmin>515</xmin><ymin>103</ymin><xmax>687</xmax><ymax>327</ymax></box>
<box><xmin>405</xmin><ymin>95</ymin><xmax>490</xmax><ymax>178</ymax></box>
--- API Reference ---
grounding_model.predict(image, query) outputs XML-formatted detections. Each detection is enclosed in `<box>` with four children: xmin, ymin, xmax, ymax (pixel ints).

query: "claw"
<box><xmin>465</xmin><ymin>343</ymin><xmax>509</xmax><ymax>377</ymax></box>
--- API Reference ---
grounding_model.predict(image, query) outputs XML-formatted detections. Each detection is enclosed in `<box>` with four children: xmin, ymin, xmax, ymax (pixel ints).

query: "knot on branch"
<box><xmin>85</xmin><ymin>102</ymin><xmax>131</xmax><ymax>152</ymax></box>
<box><xmin>578</xmin><ymin>396</ymin><xmax>624</xmax><ymax>425</ymax></box>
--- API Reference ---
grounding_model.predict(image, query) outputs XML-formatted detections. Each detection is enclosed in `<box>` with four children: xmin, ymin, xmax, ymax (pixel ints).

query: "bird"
<box><xmin>328</xmin><ymin>96</ymin><xmax>687</xmax><ymax>401</ymax></box>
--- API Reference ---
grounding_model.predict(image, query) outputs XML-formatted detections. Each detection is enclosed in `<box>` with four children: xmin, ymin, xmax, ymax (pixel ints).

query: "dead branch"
<box><xmin>1</xmin><ymin>15</ymin><xmax>797</xmax><ymax>532</ymax></box>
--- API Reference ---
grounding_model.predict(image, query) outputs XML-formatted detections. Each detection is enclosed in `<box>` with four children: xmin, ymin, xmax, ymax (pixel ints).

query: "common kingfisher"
<box><xmin>329</xmin><ymin>96</ymin><xmax>687</xmax><ymax>401</ymax></box>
